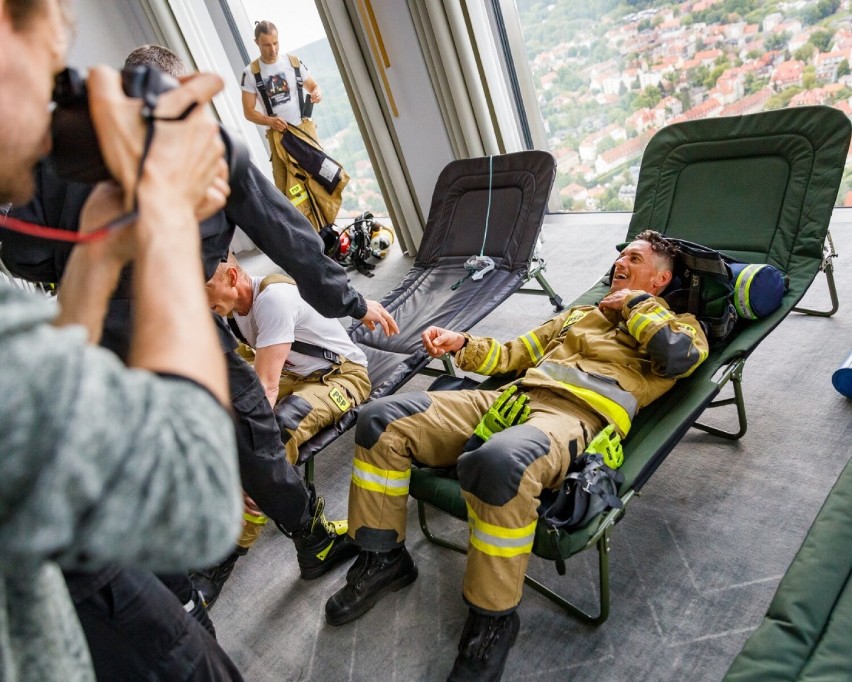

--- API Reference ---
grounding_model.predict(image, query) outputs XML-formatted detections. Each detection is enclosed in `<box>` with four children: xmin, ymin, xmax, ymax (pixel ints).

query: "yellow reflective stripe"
<box><xmin>351</xmin><ymin>458</ymin><xmax>410</xmax><ymax>496</ymax></box>
<box><xmin>679</xmin><ymin>323</ymin><xmax>709</xmax><ymax>370</ymax></box>
<box><xmin>243</xmin><ymin>512</ymin><xmax>268</xmax><ymax>525</ymax></box>
<box><xmin>520</xmin><ymin>332</ymin><xmax>545</xmax><ymax>364</ymax></box>
<box><xmin>474</xmin><ymin>339</ymin><xmax>501</xmax><ymax>375</ymax></box>
<box><xmin>559</xmin><ymin>382</ymin><xmax>632</xmax><ymax>436</ymax></box>
<box><xmin>627</xmin><ymin>305</ymin><xmax>674</xmax><ymax>338</ymax></box>
<box><xmin>466</xmin><ymin>504</ymin><xmax>536</xmax><ymax>558</ymax></box>
<box><xmin>734</xmin><ymin>264</ymin><xmax>761</xmax><ymax>319</ymax></box>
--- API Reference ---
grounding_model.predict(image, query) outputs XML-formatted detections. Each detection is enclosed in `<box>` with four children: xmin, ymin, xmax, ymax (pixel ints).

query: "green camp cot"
<box><xmin>409</xmin><ymin>105</ymin><xmax>852</xmax><ymax>625</ymax></box>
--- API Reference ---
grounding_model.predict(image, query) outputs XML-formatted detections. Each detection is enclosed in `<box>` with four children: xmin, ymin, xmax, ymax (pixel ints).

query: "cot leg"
<box><xmin>693</xmin><ymin>362</ymin><xmax>747</xmax><ymax>440</ymax></box>
<box><xmin>523</xmin><ymin>528</ymin><xmax>610</xmax><ymax>625</ymax></box>
<box><xmin>518</xmin><ymin>259</ymin><xmax>565</xmax><ymax>311</ymax></box>
<box><xmin>533</xmin><ymin>270</ymin><xmax>565</xmax><ymax>311</ymax></box>
<box><xmin>793</xmin><ymin>263</ymin><xmax>839</xmax><ymax>317</ymax></box>
<box><xmin>793</xmin><ymin>232</ymin><xmax>839</xmax><ymax>317</ymax></box>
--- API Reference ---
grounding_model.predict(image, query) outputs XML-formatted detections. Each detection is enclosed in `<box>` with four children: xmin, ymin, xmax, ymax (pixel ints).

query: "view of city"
<box><xmin>516</xmin><ymin>0</ymin><xmax>852</xmax><ymax>210</ymax></box>
<box><xmin>292</xmin><ymin>0</ymin><xmax>852</xmax><ymax>218</ymax></box>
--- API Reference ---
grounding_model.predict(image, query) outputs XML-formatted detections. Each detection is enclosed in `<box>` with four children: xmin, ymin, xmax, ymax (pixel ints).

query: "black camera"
<box><xmin>50</xmin><ymin>65</ymin><xmax>248</xmax><ymax>185</ymax></box>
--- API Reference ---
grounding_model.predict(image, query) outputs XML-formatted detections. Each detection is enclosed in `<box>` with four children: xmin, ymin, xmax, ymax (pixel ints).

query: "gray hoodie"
<box><xmin>0</xmin><ymin>284</ymin><xmax>242</xmax><ymax>681</ymax></box>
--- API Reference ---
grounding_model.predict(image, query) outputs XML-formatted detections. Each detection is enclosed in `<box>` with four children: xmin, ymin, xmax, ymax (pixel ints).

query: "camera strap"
<box><xmin>136</xmin><ymin>95</ymin><xmax>198</xmax><ymax>209</ymax></box>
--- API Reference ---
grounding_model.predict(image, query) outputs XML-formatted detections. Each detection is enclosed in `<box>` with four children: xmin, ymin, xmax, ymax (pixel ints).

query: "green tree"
<box><xmin>604</xmin><ymin>197</ymin><xmax>631</xmax><ymax>211</ymax></box>
<box><xmin>766</xmin><ymin>86</ymin><xmax>804</xmax><ymax>109</ymax></box>
<box><xmin>794</xmin><ymin>44</ymin><xmax>815</xmax><ymax>63</ymax></box>
<box><xmin>838</xmin><ymin>59</ymin><xmax>850</xmax><ymax>78</ymax></box>
<box><xmin>765</xmin><ymin>31</ymin><xmax>790</xmax><ymax>51</ymax></box>
<box><xmin>704</xmin><ymin>63</ymin><xmax>729</xmax><ymax>89</ymax></box>
<box><xmin>597</xmin><ymin>136</ymin><xmax>618</xmax><ymax>153</ymax></box>
<box><xmin>803</xmin><ymin>65</ymin><xmax>817</xmax><ymax>90</ymax></box>
<box><xmin>803</xmin><ymin>0</ymin><xmax>840</xmax><ymax>25</ymax></box>
<box><xmin>743</xmin><ymin>72</ymin><xmax>769</xmax><ymax>95</ymax></box>
<box><xmin>557</xmin><ymin>66</ymin><xmax>585</xmax><ymax>91</ymax></box>
<box><xmin>809</xmin><ymin>30</ymin><xmax>834</xmax><ymax>53</ymax></box>
<box><xmin>631</xmin><ymin>84</ymin><xmax>663</xmax><ymax>110</ymax></box>
<box><xmin>689</xmin><ymin>65</ymin><xmax>710</xmax><ymax>88</ymax></box>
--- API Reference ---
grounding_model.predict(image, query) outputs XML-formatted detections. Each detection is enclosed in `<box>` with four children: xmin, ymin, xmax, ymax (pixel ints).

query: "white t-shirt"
<box><xmin>240</xmin><ymin>56</ymin><xmax>310</xmax><ymax>126</ymax></box>
<box><xmin>234</xmin><ymin>277</ymin><xmax>368</xmax><ymax>376</ymax></box>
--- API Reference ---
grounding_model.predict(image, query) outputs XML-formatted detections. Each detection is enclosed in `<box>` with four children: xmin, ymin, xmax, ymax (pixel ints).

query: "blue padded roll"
<box><xmin>832</xmin><ymin>351</ymin><xmax>852</xmax><ymax>398</ymax></box>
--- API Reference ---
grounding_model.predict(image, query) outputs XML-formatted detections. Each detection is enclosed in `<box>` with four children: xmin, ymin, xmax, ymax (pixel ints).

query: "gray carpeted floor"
<box><xmin>220</xmin><ymin>216</ymin><xmax>852</xmax><ymax>681</ymax></box>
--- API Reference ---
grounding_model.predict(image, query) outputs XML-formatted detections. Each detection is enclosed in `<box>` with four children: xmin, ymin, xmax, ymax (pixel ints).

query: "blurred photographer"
<box><xmin>4</xmin><ymin>41</ymin><xmax>398</xmax><ymax>680</ymax></box>
<box><xmin>0</xmin><ymin>1</ymin><xmax>244</xmax><ymax>680</ymax></box>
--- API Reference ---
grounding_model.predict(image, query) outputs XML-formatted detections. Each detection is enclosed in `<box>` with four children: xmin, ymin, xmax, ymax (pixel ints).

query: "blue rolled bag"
<box><xmin>729</xmin><ymin>262</ymin><xmax>787</xmax><ymax>320</ymax></box>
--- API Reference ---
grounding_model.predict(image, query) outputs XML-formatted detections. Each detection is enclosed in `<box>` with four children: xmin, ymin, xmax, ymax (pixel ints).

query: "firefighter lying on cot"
<box><xmin>324</xmin><ymin>229</ymin><xmax>709</xmax><ymax>682</ymax></box>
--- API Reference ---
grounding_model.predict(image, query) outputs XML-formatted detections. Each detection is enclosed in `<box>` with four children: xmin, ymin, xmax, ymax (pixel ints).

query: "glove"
<box><xmin>471</xmin><ymin>385</ymin><xmax>531</xmax><ymax>444</ymax></box>
<box><xmin>584</xmin><ymin>424</ymin><xmax>624</xmax><ymax>469</ymax></box>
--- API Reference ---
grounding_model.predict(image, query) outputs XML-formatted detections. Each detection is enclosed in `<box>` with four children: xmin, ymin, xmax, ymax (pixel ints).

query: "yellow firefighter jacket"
<box><xmin>454</xmin><ymin>291</ymin><xmax>709</xmax><ymax>437</ymax></box>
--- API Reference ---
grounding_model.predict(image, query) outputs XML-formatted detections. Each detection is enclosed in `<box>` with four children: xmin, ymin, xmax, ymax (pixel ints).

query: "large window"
<box><xmin>512</xmin><ymin>0</ymin><xmax>852</xmax><ymax>211</ymax></box>
<box><xmin>234</xmin><ymin>0</ymin><xmax>389</xmax><ymax>220</ymax></box>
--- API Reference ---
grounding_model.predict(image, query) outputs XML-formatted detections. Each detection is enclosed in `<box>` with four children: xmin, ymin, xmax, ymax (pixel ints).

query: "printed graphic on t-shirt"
<box><xmin>266</xmin><ymin>73</ymin><xmax>292</xmax><ymax>107</ymax></box>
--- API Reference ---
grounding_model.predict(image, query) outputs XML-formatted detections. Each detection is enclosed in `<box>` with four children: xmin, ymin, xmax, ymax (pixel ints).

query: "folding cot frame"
<box><xmin>409</xmin><ymin>105</ymin><xmax>852</xmax><ymax>625</ymax></box>
<box><xmin>280</xmin><ymin>150</ymin><xmax>562</xmax><ymax>478</ymax></box>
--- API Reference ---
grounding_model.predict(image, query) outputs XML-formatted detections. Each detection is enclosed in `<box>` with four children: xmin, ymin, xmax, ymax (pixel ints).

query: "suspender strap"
<box><xmin>256</xmin><ymin>274</ymin><xmax>341</xmax><ymax>364</ymax></box>
<box><xmin>287</xmin><ymin>54</ymin><xmax>306</xmax><ymax>118</ymax></box>
<box><xmin>291</xmin><ymin>341</ymin><xmax>341</xmax><ymax>364</ymax></box>
<box><xmin>227</xmin><ymin>315</ymin><xmax>248</xmax><ymax>345</ymax></box>
<box><xmin>251</xmin><ymin>59</ymin><xmax>274</xmax><ymax>117</ymax></box>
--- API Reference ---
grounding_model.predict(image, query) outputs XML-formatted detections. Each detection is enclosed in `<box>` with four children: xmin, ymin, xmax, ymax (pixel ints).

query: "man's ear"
<box><xmin>228</xmin><ymin>267</ymin><xmax>239</xmax><ymax>287</ymax></box>
<box><xmin>655</xmin><ymin>270</ymin><xmax>673</xmax><ymax>293</ymax></box>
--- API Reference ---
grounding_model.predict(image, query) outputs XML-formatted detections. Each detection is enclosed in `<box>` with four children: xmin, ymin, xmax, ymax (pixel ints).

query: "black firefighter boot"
<box><xmin>325</xmin><ymin>546</ymin><xmax>418</xmax><ymax>626</ymax></box>
<box><xmin>447</xmin><ymin>608</ymin><xmax>521</xmax><ymax>681</ymax></box>
<box><xmin>292</xmin><ymin>496</ymin><xmax>359</xmax><ymax>580</ymax></box>
<box><xmin>190</xmin><ymin>545</ymin><xmax>249</xmax><ymax>609</ymax></box>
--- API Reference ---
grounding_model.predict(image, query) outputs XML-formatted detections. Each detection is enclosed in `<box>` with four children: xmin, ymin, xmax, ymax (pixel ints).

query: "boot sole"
<box><xmin>325</xmin><ymin>564</ymin><xmax>418</xmax><ymax>626</ymax></box>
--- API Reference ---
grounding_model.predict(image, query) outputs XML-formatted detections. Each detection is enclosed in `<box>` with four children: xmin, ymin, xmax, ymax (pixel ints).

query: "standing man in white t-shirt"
<box><xmin>240</xmin><ymin>20</ymin><xmax>321</xmax><ymax>135</ymax></box>
<box><xmin>240</xmin><ymin>20</ymin><xmax>348</xmax><ymax>232</ymax></box>
<box><xmin>195</xmin><ymin>253</ymin><xmax>370</xmax><ymax>604</ymax></box>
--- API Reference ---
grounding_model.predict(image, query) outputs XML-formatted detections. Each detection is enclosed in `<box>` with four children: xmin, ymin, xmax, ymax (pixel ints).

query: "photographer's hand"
<box><xmin>82</xmin><ymin>66</ymin><xmax>231</xmax><ymax>405</ymax></box>
<box><xmin>86</xmin><ymin>66</ymin><xmax>228</xmax><ymax>217</ymax></box>
<box><xmin>55</xmin><ymin>182</ymin><xmax>133</xmax><ymax>343</ymax></box>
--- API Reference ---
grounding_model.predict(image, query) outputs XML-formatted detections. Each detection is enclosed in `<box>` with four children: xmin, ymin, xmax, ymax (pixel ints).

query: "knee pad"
<box><xmin>457</xmin><ymin>424</ymin><xmax>550</xmax><ymax>506</ymax></box>
<box><xmin>354</xmin><ymin>392</ymin><xmax>432</xmax><ymax>449</ymax></box>
<box><xmin>275</xmin><ymin>394</ymin><xmax>313</xmax><ymax>431</ymax></box>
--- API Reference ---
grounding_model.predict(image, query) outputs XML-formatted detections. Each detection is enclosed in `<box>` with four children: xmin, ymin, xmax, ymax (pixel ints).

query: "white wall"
<box><xmin>68</xmin><ymin>0</ymin><xmax>158</xmax><ymax>70</ymax></box>
<box><xmin>367</xmin><ymin>1</ymin><xmax>454</xmax><ymax>220</ymax></box>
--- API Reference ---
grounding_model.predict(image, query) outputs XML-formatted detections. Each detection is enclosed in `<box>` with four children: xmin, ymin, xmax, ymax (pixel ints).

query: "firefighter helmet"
<box><xmin>370</xmin><ymin>222</ymin><xmax>395</xmax><ymax>259</ymax></box>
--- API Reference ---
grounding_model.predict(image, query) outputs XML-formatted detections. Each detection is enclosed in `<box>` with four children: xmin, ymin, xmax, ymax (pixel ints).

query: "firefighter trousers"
<box><xmin>276</xmin><ymin>359</ymin><xmax>371</xmax><ymax>465</ymax></box>
<box><xmin>236</xmin><ymin>358</ymin><xmax>371</xmax><ymax>548</ymax></box>
<box><xmin>347</xmin><ymin>387</ymin><xmax>603</xmax><ymax>614</ymax></box>
<box><xmin>267</xmin><ymin>120</ymin><xmax>343</xmax><ymax>232</ymax></box>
